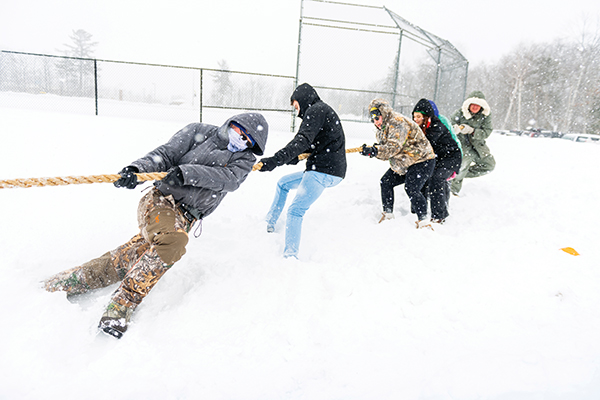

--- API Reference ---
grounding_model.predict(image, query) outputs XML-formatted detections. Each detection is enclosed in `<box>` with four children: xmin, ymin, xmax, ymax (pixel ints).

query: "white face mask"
<box><xmin>227</xmin><ymin>127</ymin><xmax>248</xmax><ymax>152</ymax></box>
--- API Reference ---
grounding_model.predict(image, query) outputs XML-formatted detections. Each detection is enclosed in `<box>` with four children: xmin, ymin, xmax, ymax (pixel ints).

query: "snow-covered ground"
<box><xmin>1</xmin><ymin>95</ymin><xmax>600</xmax><ymax>400</ymax></box>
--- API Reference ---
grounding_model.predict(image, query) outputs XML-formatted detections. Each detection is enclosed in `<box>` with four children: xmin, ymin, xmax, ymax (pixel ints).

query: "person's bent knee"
<box><xmin>153</xmin><ymin>231</ymin><xmax>189</xmax><ymax>265</ymax></box>
<box><xmin>141</xmin><ymin>205</ymin><xmax>188</xmax><ymax>265</ymax></box>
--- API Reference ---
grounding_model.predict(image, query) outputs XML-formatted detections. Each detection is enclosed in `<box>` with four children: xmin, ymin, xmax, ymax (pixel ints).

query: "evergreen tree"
<box><xmin>211</xmin><ymin>60</ymin><xmax>233</xmax><ymax>106</ymax></box>
<box><xmin>56</xmin><ymin>29</ymin><xmax>98</xmax><ymax>96</ymax></box>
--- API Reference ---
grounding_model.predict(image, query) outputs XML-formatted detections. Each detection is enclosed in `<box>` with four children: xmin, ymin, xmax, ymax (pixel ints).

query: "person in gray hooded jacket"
<box><xmin>43</xmin><ymin>113</ymin><xmax>269</xmax><ymax>338</ymax></box>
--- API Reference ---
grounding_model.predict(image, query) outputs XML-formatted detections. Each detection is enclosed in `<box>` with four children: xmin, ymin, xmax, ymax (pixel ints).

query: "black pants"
<box><xmin>380</xmin><ymin>159</ymin><xmax>435</xmax><ymax>220</ymax></box>
<box><xmin>423</xmin><ymin>157</ymin><xmax>461</xmax><ymax>220</ymax></box>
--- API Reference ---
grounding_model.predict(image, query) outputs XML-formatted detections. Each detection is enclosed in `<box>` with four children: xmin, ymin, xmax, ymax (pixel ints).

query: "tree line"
<box><xmin>466</xmin><ymin>29</ymin><xmax>600</xmax><ymax>134</ymax></box>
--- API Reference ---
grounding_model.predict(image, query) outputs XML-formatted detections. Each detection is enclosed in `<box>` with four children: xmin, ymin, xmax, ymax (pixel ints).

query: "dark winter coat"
<box><xmin>268</xmin><ymin>83</ymin><xmax>347</xmax><ymax>178</ymax></box>
<box><xmin>413</xmin><ymin>98</ymin><xmax>462</xmax><ymax>174</ymax></box>
<box><xmin>451</xmin><ymin>91</ymin><xmax>493</xmax><ymax>158</ymax></box>
<box><xmin>130</xmin><ymin>113</ymin><xmax>269</xmax><ymax>218</ymax></box>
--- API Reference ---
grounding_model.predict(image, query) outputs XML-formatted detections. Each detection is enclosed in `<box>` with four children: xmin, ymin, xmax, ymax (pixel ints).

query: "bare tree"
<box><xmin>562</xmin><ymin>19</ymin><xmax>600</xmax><ymax>132</ymax></box>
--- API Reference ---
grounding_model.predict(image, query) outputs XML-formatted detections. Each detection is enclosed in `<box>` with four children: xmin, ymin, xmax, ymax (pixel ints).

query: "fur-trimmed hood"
<box><xmin>461</xmin><ymin>91</ymin><xmax>491</xmax><ymax>119</ymax></box>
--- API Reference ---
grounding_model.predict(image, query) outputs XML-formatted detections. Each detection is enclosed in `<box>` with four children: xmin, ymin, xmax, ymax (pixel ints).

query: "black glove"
<box><xmin>259</xmin><ymin>157</ymin><xmax>278</xmax><ymax>172</ymax></box>
<box><xmin>114</xmin><ymin>166</ymin><xmax>139</xmax><ymax>189</ymax></box>
<box><xmin>285</xmin><ymin>156</ymin><xmax>301</xmax><ymax>165</ymax></box>
<box><xmin>360</xmin><ymin>144</ymin><xmax>378</xmax><ymax>158</ymax></box>
<box><xmin>161</xmin><ymin>166</ymin><xmax>185</xmax><ymax>186</ymax></box>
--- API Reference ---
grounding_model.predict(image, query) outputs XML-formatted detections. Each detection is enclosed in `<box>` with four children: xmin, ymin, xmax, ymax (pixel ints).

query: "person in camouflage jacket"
<box><xmin>450</xmin><ymin>90</ymin><xmax>495</xmax><ymax>195</ymax></box>
<box><xmin>43</xmin><ymin>112</ymin><xmax>269</xmax><ymax>338</ymax></box>
<box><xmin>361</xmin><ymin>98</ymin><xmax>436</xmax><ymax>228</ymax></box>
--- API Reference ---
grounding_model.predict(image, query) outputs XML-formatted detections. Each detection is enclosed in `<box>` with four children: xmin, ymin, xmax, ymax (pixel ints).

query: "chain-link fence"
<box><xmin>0</xmin><ymin>50</ymin><xmax>296</xmax><ymax>132</ymax></box>
<box><xmin>295</xmin><ymin>0</ymin><xmax>468</xmax><ymax>120</ymax></box>
<box><xmin>2</xmin><ymin>3</ymin><xmax>466</xmax><ymax>131</ymax></box>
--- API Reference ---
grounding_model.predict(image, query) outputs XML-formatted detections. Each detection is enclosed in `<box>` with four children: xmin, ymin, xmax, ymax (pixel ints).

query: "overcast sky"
<box><xmin>1</xmin><ymin>0</ymin><xmax>599</xmax><ymax>76</ymax></box>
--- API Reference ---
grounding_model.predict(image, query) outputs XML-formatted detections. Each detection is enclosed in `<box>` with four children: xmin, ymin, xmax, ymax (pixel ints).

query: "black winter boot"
<box><xmin>98</xmin><ymin>301</ymin><xmax>134</xmax><ymax>339</ymax></box>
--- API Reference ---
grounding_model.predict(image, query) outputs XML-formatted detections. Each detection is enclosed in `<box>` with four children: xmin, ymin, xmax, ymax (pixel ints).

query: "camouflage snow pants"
<box><xmin>44</xmin><ymin>188</ymin><xmax>195</xmax><ymax>309</ymax></box>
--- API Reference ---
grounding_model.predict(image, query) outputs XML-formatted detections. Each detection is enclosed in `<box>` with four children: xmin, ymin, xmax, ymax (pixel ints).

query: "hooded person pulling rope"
<box><xmin>450</xmin><ymin>91</ymin><xmax>495</xmax><ymax>195</ymax></box>
<box><xmin>361</xmin><ymin>99</ymin><xmax>436</xmax><ymax>229</ymax></box>
<box><xmin>43</xmin><ymin>113</ymin><xmax>269</xmax><ymax>339</ymax></box>
<box><xmin>258</xmin><ymin>83</ymin><xmax>347</xmax><ymax>259</ymax></box>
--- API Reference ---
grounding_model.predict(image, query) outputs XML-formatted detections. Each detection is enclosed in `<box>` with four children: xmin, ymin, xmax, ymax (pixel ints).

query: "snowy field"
<box><xmin>1</xmin><ymin>94</ymin><xmax>600</xmax><ymax>400</ymax></box>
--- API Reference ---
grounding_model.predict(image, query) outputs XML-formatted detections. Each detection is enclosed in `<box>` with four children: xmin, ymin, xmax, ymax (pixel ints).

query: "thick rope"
<box><xmin>0</xmin><ymin>172</ymin><xmax>167</xmax><ymax>189</ymax></box>
<box><xmin>251</xmin><ymin>146</ymin><xmax>362</xmax><ymax>171</ymax></box>
<box><xmin>0</xmin><ymin>147</ymin><xmax>364</xmax><ymax>189</ymax></box>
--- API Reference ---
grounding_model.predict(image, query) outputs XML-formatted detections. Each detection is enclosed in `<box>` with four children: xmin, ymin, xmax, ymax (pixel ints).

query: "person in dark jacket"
<box><xmin>413</xmin><ymin>98</ymin><xmax>462</xmax><ymax>223</ymax></box>
<box><xmin>259</xmin><ymin>83</ymin><xmax>346</xmax><ymax>259</ymax></box>
<box><xmin>43</xmin><ymin>113</ymin><xmax>269</xmax><ymax>338</ymax></box>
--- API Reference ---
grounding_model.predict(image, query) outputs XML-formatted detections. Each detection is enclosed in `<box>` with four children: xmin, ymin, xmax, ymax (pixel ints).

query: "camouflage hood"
<box><xmin>368</xmin><ymin>98</ymin><xmax>436</xmax><ymax>175</ymax></box>
<box><xmin>369</xmin><ymin>98</ymin><xmax>396</xmax><ymax>127</ymax></box>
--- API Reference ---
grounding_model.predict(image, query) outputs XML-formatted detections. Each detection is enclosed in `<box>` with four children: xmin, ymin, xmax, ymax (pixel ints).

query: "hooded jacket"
<box><xmin>413</xmin><ymin>98</ymin><xmax>462</xmax><ymax>173</ymax></box>
<box><xmin>130</xmin><ymin>113</ymin><xmax>268</xmax><ymax>218</ymax></box>
<box><xmin>369</xmin><ymin>98</ymin><xmax>435</xmax><ymax>176</ymax></box>
<box><xmin>451</xmin><ymin>91</ymin><xmax>493</xmax><ymax>158</ymax></box>
<box><xmin>267</xmin><ymin>83</ymin><xmax>347</xmax><ymax>178</ymax></box>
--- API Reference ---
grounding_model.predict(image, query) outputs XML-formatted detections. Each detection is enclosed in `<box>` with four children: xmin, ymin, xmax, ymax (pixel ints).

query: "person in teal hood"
<box><xmin>450</xmin><ymin>91</ymin><xmax>495</xmax><ymax>195</ymax></box>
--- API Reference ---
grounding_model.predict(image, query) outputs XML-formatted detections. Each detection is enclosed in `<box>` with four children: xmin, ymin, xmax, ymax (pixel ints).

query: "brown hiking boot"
<box><xmin>98</xmin><ymin>301</ymin><xmax>134</xmax><ymax>339</ymax></box>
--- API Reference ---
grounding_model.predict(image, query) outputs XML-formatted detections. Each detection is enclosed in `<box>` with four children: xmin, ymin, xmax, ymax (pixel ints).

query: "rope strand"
<box><xmin>0</xmin><ymin>147</ymin><xmax>363</xmax><ymax>189</ymax></box>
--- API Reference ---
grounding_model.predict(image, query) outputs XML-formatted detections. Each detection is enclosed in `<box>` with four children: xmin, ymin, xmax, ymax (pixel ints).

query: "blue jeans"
<box><xmin>266</xmin><ymin>171</ymin><xmax>342</xmax><ymax>258</ymax></box>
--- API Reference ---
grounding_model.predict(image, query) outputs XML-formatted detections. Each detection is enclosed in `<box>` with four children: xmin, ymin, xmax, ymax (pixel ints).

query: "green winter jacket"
<box><xmin>451</xmin><ymin>91</ymin><xmax>493</xmax><ymax>158</ymax></box>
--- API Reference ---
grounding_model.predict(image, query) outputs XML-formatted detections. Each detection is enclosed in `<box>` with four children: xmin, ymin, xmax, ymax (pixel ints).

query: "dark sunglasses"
<box><xmin>370</xmin><ymin>108</ymin><xmax>382</xmax><ymax>123</ymax></box>
<box><xmin>230</xmin><ymin>124</ymin><xmax>255</xmax><ymax>146</ymax></box>
<box><xmin>239</xmin><ymin>131</ymin><xmax>253</xmax><ymax>146</ymax></box>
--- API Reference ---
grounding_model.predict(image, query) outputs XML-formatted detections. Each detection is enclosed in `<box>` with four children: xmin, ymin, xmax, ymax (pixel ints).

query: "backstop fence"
<box><xmin>0</xmin><ymin>50</ymin><xmax>297</xmax><ymax>132</ymax></box>
<box><xmin>1</xmin><ymin>1</ymin><xmax>467</xmax><ymax>132</ymax></box>
<box><xmin>294</xmin><ymin>0</ymin><xmax>469</xmax><ymax>120</ymax></box>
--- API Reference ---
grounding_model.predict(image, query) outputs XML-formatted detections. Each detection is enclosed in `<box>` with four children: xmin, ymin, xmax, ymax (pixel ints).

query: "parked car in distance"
<box><xmin>561</xmin><ymin>133</ymin><xmax>600</xmax><ymax>143</ymax></box>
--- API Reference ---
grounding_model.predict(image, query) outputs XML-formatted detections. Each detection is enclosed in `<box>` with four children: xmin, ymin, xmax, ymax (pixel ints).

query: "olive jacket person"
<box><xmin>361</xmin><ymin>98</ymin><xmax>436</xmax><ymax>228</ymax></box>
<box><xmin>43</xmin><ymin>113</ymin><xmax>269</xmax><ymax>338</ymax></box>
<box><xmin>259</xmin><ymin>83</ymin><xmax>346</xmax><ymax>258</ymax></box>
<box><xmin>450</xmin><ymin>91</ymin><xmax>495</xmax><ymax>195</ymax></box>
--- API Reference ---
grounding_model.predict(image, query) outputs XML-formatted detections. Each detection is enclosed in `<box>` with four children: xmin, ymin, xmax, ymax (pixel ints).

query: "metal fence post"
<box><xmin>292</xmin><ymin>0</ymin><xmax>305</xmax><ymax>132</ymax></box>
<box><xmin>433</xmin><ymin>48</ymin><xmax>442</xmax><ymax>104</ymax></box>
<box><xmin>392</xmin><ymin>31</ymin><xmax>403</xmax><ymax>109</ymax></box>
<box><xmin>94</xmin><ymin>59</ymin><xmax>98</xmax><ymax>116</ymax></box>
<box><xmin>199</xmin><ymin>68</ymin><xmax>203</xmax><ymax>123</ymax></box>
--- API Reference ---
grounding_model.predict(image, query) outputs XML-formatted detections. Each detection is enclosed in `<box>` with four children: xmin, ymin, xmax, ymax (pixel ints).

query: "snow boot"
<box><xmin>416</xmin><ymin>219</ymin><xmax>434</xmax><ymax>230</ymax></box>
<box><xmin>378</xmin><ymin>212</ymin><xmax>395</xmax><ymax>223</ymax></box>
<box><xmin>98</xmin><ymin>301</ymin><xmax>134</xmax><ymax>339</ymax></box>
